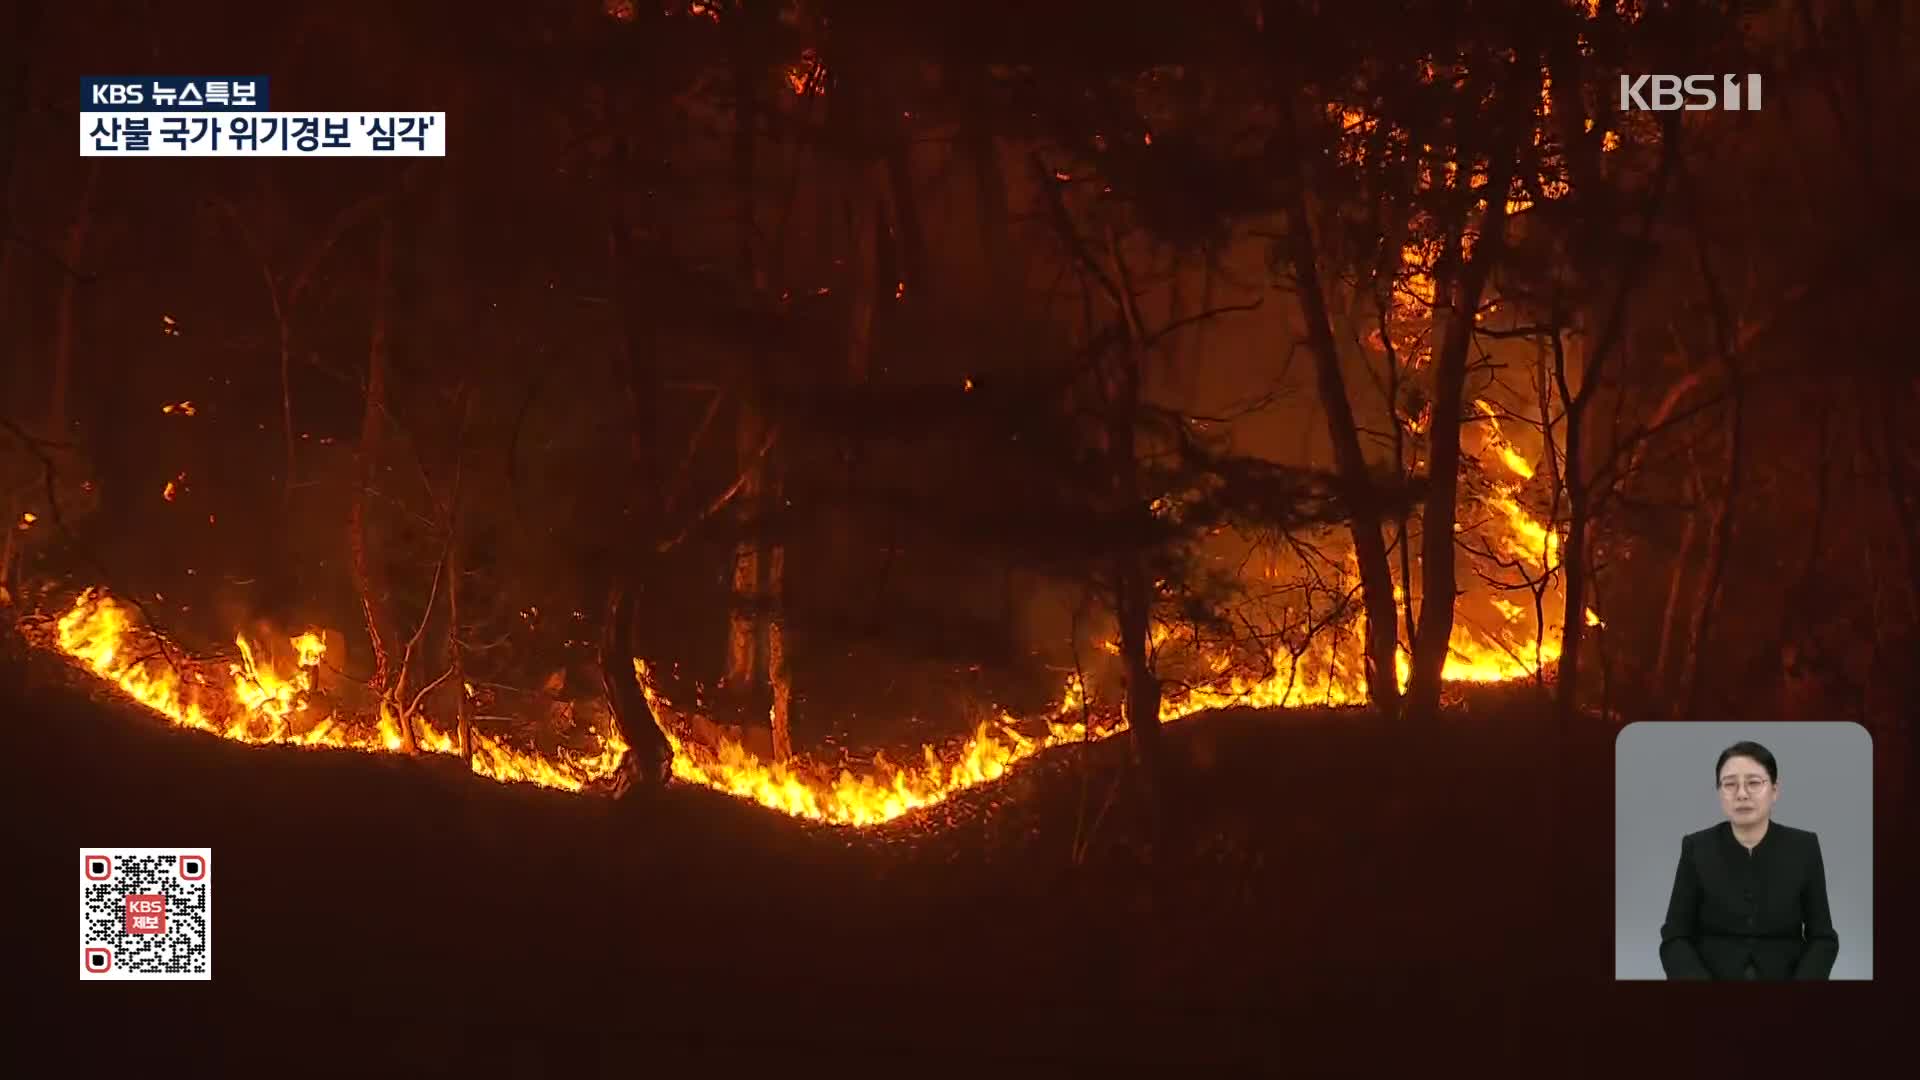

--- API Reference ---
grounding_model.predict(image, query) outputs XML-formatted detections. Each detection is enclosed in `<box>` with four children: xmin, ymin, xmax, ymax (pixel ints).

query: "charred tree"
<box><xmin>601</xmin><ymin>583</ymin><xmax>672</xmax><ymax>787</ymax></box>
<box><xmin>447</xmin><ymin>389</ymin><xmax>473</xmax><ymax>768</ymax></box>
<box><xmin>725</xmin><ymin>391</ymin><xmax>765</xmax><ymax>692</ymax></box>
<box><xmin>883</xmin><ymin>111</ymin><xmax>928</xmax><ymax>300</ymax></box>
<box><xmin>596</xmin><ymin>134</ymin><xmax>676</xmax><ymax>790</ymax></box>
<box><xmin>1545</xmin><ymin>136</ymin><xmax>1675</xmax><ymax>727</ymax></box>
<box><xmin>1653</xmin><ymin>446</ymin><xmax>1704</xmax><ymax>700</ymax></box>
<box><xmin>1277</xmin><ymin>163</ymin><xmax>1404</xmax><ymax>714</ymax></box>
<box><xmin>1401</xmin><ymin>150</ymin><xmax>1515</xmax><ymax>724</ymax></box>
<box><xmin>0</xmin><ymin>0</ymin><xmax>36</xmax><ymax>394</ymax></box>
<box><xmin>766</xmin><ymin>487</ymin><xmax>791</xmax><ymax>763</ymax></box>
<box><xmin>448</xmin><ymin>515</ymin><xmax>472</xmax><ymax>766</ymax></box>
<box><xmin>349</xmin><ymin>216</ymin><xmax>403</xmax><ymax>749</ymax></box>
<box><xmin>1679</xmin><ymin>225</ymin><xmax>1746</xmax><ymax>723</ymax></box>
<box><xmin>823</xmin><ymin>41</ymin><xmax>885</xmax><ymax>596</ymax></box>
<box><xmin>956</xmin><ymin>64</ymin><xmax>1015</xmax><ymax>305</ymax></box>
<box><xmin>724</xmin><ymin>33</ymin><xmax>768</xmax><ymax>706</ymax></box>
<box><xmin>1101</xmin><ymin>223</ymin><xmax>1171</xmax><ymax>813</ymax></box>
<box><xmin>48</xmin><ymin>162</ymin><xmax>98</xmax><ymax>440</ymax></box>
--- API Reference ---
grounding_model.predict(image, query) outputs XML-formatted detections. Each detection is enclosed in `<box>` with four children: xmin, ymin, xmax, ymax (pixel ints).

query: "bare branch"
<box><xmin>0</xmin><ymin>414</ymin><xmax>187</xmax><ymax>682</ymax></box>
<box><xmin>662</xmin><ymin>379</ymin><xmax>732</xmax><ymax>516</ymax></box>
<box><xmin>393</xmin><ymin>522</ymin><xmax>452</xmax><ymax>700</ymax></box>
<box><xmin>1142</xmin><ymin>298</ymin><xmax>1265</xmax><ymax>348</ymax></box>
<box><xmin>285</xmin><ymin>162</ymin><xmax>429</xmax><ymax>306</ymax></box>
<box><xmin>658</xmin><ymin>424</ymin><xmax>780</xmax><ymax>555</ymax></box>
<box><xmin>1030</xmin><ymin>153</ymin><xmax>1128</xmax><ymax>317</ymax></box>
<box><xmin>5</xmin><ymin>228</ymin><xmax>97</xmax><ymax>282</ymax></box>
<box><xmin>408</xmin><ymin>664</ymin><xmax>457</xmax><ymax>720</ymax></box>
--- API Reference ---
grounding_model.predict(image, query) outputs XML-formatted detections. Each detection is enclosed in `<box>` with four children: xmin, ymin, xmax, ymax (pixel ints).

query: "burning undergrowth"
<box><xmin>18</xmin><ymin>588</ymin><xmax>631</xmax><ymax>792</ymax></box>
<box><xmin>15</xmin><ymin>546</ymin><xmax>1571</xmax><ymax>829</ymax></box>
<box><xmin>7</xmin><ymin>333</ymin><xmax>1584</xmax><ymax>827</ymax></box>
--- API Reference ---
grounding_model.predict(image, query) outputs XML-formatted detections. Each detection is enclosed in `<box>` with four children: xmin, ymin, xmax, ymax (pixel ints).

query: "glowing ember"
<box><xmin>162</xmin><ymin>401</ymin><xmax>197</xmax><ymax>416</ymax></box>
<box><xmin>785</xmin><ymin>49</ymin><xmax>824</xmax><ymax>96</ymax></box>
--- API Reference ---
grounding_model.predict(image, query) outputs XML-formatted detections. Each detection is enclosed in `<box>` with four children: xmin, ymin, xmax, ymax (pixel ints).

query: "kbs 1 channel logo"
<box><xmin>81</xmin><ymin>76</ymin><xmax>445</xmax><ymax>158</ymax></box>
<box><xmin>1618</xmin><ymin>73</ymin><xmax>1763</xmax><ymax>113</ymax></box>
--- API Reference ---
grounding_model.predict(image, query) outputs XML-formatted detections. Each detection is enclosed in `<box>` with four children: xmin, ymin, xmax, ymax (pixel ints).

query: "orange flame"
<box><xmin>36</xmin><ymin>374</ymin><xmax>1590</xmax><ymax>829</ymax></box>
<box><xmin>46</xmin><ymin>590</ymin><xmax>630</xmax><ymax>793</ymax></box>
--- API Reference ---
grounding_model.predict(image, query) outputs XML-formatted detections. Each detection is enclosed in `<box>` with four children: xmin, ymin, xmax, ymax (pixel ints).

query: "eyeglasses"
<box><xmin>1719</xmin><ymin>778</ymin><xmax>1772</xmax><ymax>795</ymax></box>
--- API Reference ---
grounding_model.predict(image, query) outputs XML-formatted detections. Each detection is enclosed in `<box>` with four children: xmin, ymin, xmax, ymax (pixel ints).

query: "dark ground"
<box><xmin>3</xmin><ymin>643</ymin><xmax>1910</xmax><ymax>1074</ymax></box>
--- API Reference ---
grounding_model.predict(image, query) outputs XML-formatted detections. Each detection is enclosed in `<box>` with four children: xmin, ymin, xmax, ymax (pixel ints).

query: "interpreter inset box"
<box><xmin>1614</xmin><ymin>722</ymin><xmax>1872</xmax><ymax>980</ymax></box>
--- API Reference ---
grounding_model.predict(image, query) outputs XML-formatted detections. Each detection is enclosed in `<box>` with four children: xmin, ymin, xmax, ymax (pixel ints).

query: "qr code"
<box><xmin>80</xmin><ymin>848</ymin><xmax>212</xmax><ymax>980</ymax></box>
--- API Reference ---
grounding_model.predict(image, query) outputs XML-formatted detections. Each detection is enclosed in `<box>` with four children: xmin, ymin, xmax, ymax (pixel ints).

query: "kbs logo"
<box><xmin>89</xmin><ymin>82</ymin><xmax>145</xmax><ymax>106</ymax></box>
<box><xmin>1619</xmin><ymin>74</ymin><xmax>1762</xmax><ymax>112</ymax></box>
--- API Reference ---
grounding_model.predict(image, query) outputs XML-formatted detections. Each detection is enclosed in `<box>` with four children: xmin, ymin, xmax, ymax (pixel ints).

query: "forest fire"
<box><xmin>44</xmin><ymin>589</ymin><xmax>632</xmax><ymax>793</ymax></box>
<box><xmin>5</xmin><ymin>0</ymin><xmax>1906</xmax><ymax>1051</ymax></box>
<box><xmin>19</xmin><ymin>316</ymin><xmax>1583</xmax><ymax>826</ymax></box>
<box><xmin>33</xmin><ymin>534</ymin><xmax>1572</xmax><ymax>825</ymax></box>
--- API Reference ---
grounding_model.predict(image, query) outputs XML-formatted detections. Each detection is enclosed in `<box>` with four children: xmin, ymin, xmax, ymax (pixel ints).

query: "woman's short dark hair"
<box><xmin>1716</xmin><ymin>741</ymin><xmax>1779</xmax><ymax>785</ymax></box>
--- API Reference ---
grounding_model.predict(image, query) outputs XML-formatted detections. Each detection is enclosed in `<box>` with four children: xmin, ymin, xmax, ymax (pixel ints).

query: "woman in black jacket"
<box><xmin>1659</xmin><ymin>741</ymin><xmax>1840</xmax><ymax>980</ymax></box>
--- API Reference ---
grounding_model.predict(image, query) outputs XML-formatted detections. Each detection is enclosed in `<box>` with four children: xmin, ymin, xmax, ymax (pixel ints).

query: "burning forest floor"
<box><xmin>5</xmin><ymin>625</ymin><xmax>1910</xmax><ymax>1071</ymax></box>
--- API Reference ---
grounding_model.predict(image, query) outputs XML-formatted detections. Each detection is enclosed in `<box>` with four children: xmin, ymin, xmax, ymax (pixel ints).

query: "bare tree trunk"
<box><xmin>0</xmin><ymin>0</ymin><xmax>37</xmax><ymax>403</ymax></box>
<box><xmin>1679</xmin><ymin>390</ymin><xmax>1743</xmax><ymax>721</ymax></box>
<box><xmin>1653</xmin><ymin>451</ymin><xmax>1703</xmax><ymax>700</ymax></box>
<box><xmin>1404</xmin><ymin>157</ymin><xmax>1515</xmax><ymax>723</ymax></box>
<box><xmin>601</xmin><ymin>583</ymin><xmax>671</xmax><ymax>786</ymax></box>
<box><xmin>349</xmin><ymin>218</ymin><xmax>404</xmax><ymax>751</ymax></box>
<box><xmin>957</xmin><ymin>64</ymin><xmax>1013</xmax><ymax>304</ymax></box>
<box><xmin>766</xmin><ymin>500</ymin><xmax>791</xmax><ymax>763</ymax></box>
<box><xmin>1280</xmin><ymin>181</ymin><xmax>1402</xmax><ymax>712</ymax></box>
<box><xmin>1094</xmin><ymin>227</ymin><xmax>1170</xmax><ymax>803</ymax></box>
<box><xmin>885</xmin><ymin>130</ymin><xmax>927</xmax><ymax>300</ymax></box>
<box><xmin>1115</xmin><ymin>552</ymin><xmax>1164</xmax><ymax>784</ymax></box>
<box><xmin>725</xmin><ymin>394</ymin><xmax>763</xmax><ymax>690</ymax></box>
<box><xmin>1552</xmin><ymin>326</ymin><xmax>1590</xmax><ymax>721</ymax></box>
<box><xmin>273</xmin><ymin>286</ymin><xmax>295</xmax><ymax>504</ymax></box>
<box><xmin>844</xmin><ymin>166</ymin><xmax>880</xmax><ymax>385</ymax></box>
<box><xmin>1678</xmin><ymin>219</ymin><xmax>1746</xmax><ymax>723</ymax></box>
<box><xmin>447</xmin><ymin>392</ymin><xmax>473</xmax><ymax>767</ymax></box>
<box><xmin>725</xmin><ymin>49</ymin><xmax>767</xmax><ymax>698</ymax></box>
<box><xmin>449</xmin><ymin>518</ymin><xmax>471</xmax><ymax>766</ymax></box>
<box><xmin>596</xmin><ymin>136</ymin><xmax>676</xmax><ymax>788</ymax></box>
<box><xmin>1097</xmin><ymin>321</ymin><xmax>1167</xmax><ymax>816</ymax></box>
<box><xmin>49</xmin><ymin>162</ymin><xmax>100</xmax><ymax>439</ymax></box>
<box><xmin>1389</xmin><ymin>311</ymin><xmax>1417</xmax><ymax>655</ymax></box>
<box><xmin>0</xmin><ymin>0</ymin><xmax>21</xmax><ymax>599</ymax></box>
<box><xmin>1776</xmin><ymin>399</ymin><xmax>1833</xmax><ymax>658</ymax></box>
<box><xmin>831</xmin><ymin>158</ymin><xmax>881</xmax><ymax>588</ymax></box>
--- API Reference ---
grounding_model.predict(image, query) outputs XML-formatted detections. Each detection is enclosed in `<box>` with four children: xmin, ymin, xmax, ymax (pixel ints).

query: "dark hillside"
<box><xmin>5</xmin><ymin>650</ymin><xmax>1907</xmax><ymax>1071</ymax></box>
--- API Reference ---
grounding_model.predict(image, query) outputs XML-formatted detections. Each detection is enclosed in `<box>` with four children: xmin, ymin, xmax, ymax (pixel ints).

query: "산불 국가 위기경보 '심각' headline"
<box><xmin>79</xmin><ymin>77</ymin><xmax>444</xmax><ymax>157</ymax></box>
